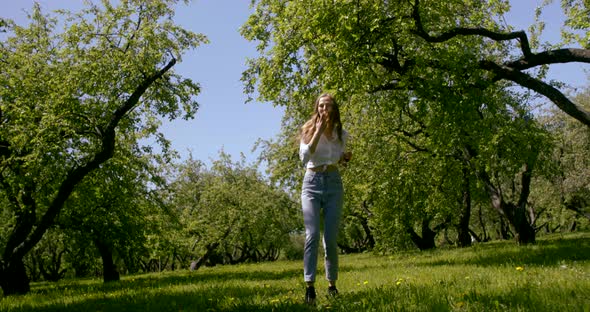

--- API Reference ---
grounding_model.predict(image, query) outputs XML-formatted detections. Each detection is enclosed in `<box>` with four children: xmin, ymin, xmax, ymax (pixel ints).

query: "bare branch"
<box><xmin>409</xmin><ymin>0</ymin><xmax>590</xmax><ymax>126</ymax></box>
<box><xmin>480</xmin><ymin>60</ymin><xmax>590</xmax><ymax>127</ymax></box>
<box><xmin>411</xmin><ymin>0</ymin><xmax>532</xmax><ymax>57</ymax></box>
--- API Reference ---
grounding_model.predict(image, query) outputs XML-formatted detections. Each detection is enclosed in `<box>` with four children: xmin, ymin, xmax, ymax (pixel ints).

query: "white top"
<box><xmin>299</xmin><ymin>129</ymin><xmax>348</xmax><ymax>169</ymax></box>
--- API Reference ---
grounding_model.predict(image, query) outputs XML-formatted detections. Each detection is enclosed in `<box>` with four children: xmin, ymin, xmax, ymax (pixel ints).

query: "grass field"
<box><xmin>1</xmin><ymin>232</ymin><xmax>589</xmax><ymax>311</ymax></box>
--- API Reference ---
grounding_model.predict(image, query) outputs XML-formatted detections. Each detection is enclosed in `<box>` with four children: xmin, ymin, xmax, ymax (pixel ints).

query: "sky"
<box><xmin>1</xmin><ymin>0</ymin><xmax>588</xmax><ymax>169</ymax></box>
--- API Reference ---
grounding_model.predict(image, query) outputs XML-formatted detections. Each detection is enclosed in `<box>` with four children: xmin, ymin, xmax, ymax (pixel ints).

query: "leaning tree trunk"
<box><xmin>94</xmin><ymin>239</ymin><xmax>120</xmax><ymax>283</ymax></box>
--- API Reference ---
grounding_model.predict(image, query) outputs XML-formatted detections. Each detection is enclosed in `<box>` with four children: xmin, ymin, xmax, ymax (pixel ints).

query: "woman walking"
<box><xmin>298</xmin><ymin>93</ymin><xmax>352</xmax><ymax>304</ymax></box>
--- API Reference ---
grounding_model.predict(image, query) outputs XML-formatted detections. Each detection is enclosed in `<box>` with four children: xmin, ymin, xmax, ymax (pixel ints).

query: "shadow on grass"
<box><xmin>22</xmin><ymin>281</ymin><xmax>587</xmax><ymax>312</ymax></box>
<box><xmin>28</xmin><ymin>267</ymin><xmax>302</xmax><ymax>298</ymax></box>
<box><xmin>330</xmin><ymin>281</ymin><xmax>588</xmax><ymax>312</ymax></box>
<box><xmin>421</xmin><ymin>235</ymin><xmax>590</xmax><ymax>268</ymax></box>
<box><xmin>9</xmin><ymin>234</ymin><xmax>588</xmax><ymax>312</ymax></box>
<box><xmin>14</xmin><ymin>284</ymin><xmax>314</xmax><ymax>312</ymax></box>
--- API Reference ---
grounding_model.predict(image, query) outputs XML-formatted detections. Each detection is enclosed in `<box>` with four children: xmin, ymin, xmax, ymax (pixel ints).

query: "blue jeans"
<box><xmin>301</xmin><ymin>170</ymin><xmax>343</xmax><ymax>283</ymax></box>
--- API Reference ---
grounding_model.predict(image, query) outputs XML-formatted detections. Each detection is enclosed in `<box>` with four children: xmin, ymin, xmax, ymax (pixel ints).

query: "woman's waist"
<box><xmin>307</xmin><ymin>164</ymin><xmax>338</xmax><ymax>173</ymax></box>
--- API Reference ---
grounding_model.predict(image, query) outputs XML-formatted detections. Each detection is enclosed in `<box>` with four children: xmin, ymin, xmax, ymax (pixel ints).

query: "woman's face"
<box><xmin>317</xmin><ymin>96</ymin><xmax>334</xmax><ymax>119</ymax></box>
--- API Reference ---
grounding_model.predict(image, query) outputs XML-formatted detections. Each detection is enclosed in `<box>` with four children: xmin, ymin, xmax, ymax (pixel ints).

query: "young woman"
<box><xmin>298</xmin><ymin>93</ymin><xmax>352</xmax><ymax>304</ymax></box>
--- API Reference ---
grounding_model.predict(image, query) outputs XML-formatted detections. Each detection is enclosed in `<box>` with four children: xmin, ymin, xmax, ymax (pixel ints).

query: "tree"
<box><xmin>60</xmin><ymin>146</ymin><xmax>170</xmax><ymax>281</ymax></box>
<box><xmin>171</xmin><ymin>152</ymin><xmax>300</xmax><ymax>270</ymax></box>
<box><xmin>531</xmin><ymin>86</ymin><xmax>590</xmax><ymax>232</ymax></box>
<box><xmin>0</xmin><ymin>0</ymin><xmax>205</xmax><ymax>295</ymax></box>
<box><xmin>242</xmin><ymin>0</ymin><xmax>564</xmax><ymax>246</ymax></box>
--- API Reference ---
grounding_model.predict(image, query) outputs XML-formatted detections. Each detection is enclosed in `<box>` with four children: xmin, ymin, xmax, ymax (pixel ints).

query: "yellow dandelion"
<box><xmin>363</xmin><ymin>280</ymin><xmax>369</xmax><ymax>285</ymax></box>
<box><xmin>516</xmin><ymin>266</ymin><xmax>524</xmax><ymax>271</ymax></box>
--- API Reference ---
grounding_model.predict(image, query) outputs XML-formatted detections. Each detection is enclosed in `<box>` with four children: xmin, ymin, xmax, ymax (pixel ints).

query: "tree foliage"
<box><xmin>531</xmin><ymin>86</ymin><xmax>590</xmax><ymax>231</ymax></box>
<box><xmin>0</xmin><ymin>0</ymin><xmax>206</xmax><ymax>295</ymax></box>
<box><xmin>170</xmin><ymin>152</ymin><xmax>300</xmax><ymax>269</ymax></box>
<box><xmin>242</xmin><ymin>0</ymin><xmax>590</xmax><ymax>125</ymax></box>
<box><xmin>242</xmin><ymin>0</ymin><xmax>573</xmax><ymax>248</ymax></box>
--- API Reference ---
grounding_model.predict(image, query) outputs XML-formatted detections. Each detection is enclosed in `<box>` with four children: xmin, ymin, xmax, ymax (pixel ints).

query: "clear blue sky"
<box><xmin>2</xmin><ymin>0</ymin><xmax>588</xmax><ymax>168</ymax></box>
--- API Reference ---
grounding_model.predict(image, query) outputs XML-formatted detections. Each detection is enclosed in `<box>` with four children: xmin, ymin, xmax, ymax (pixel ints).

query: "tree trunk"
<box><xmin>464</xmin><ymin>146</ymin><xmax>536</xmax><ymax>244</ymax></box>
<box><xmin>505</xmin><ymin>163</ymin><xmax>536</xmax><ymax>245</ymax></box>
<box><xmin>94</xmin><ymin>239</ymin><xmax>120</xmax><ymax>283</ymax></box>
<box><xmin>360</xmin><ymin>201</ymin><xmax>376</xmax><ymax>249</ymax></box>
<box><xmin>406</xmin><ymin>218</ymin><xmax>436</xmax><ymax>250</ymax></box>
<box><xmin>457</xmin><ymin>166</ymin><xmax>472</xmax><ymax>247</ymax></box>
<box><xmin>499</xmin><ymin>217</ymin><xmax>512</xmax><ymax>240</ymax></box>
<box><xmin>468</xmin><ymin>228</ymin><xmax>481</xmax><ymax>242</ymax></box>
<box><xmin>347</xmin><ymin>207</ymin><xmax>375</xmax><ymax>252</ymax></box>
<box><xmin>477</xmin><ymin>205</ymin><xmax>489</xmax><ymax>241</ymax></box>
<box><xmin>509</xmin><ymin>202</ymin><xmax>536</xmax><ymax>245</ymax></box>
<box><xmin>564</xmin><ymin>194</ymin><xmax>590</xmax><ymax>221</ymax></box>
<box><xmin>192</xmin><ymin>241</ymin><xmax>221</xmax><ymax>271</ymax></box>
<box><xmin>0</xmin><ymin>257</ymin><xmax>30</xmax><ymax>295</ymax></box>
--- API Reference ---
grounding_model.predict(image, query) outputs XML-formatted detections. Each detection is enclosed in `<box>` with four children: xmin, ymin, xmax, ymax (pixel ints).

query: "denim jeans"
<box><xmin>301</xmin><ymin>170</ymin><xmax>343</xmax><ymax>283</ymax></box>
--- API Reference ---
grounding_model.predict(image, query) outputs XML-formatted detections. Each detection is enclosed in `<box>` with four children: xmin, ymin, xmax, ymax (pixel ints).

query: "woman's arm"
<box><xmin>339</xmin><ymin>130</ymin><xmax>352</xmax><ymax>165</ymax></box>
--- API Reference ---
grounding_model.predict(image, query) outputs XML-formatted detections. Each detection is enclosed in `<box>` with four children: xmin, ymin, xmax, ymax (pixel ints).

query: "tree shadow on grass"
<box><xmin>27</xmin><ymin>267</ymin><xmax>302</xmax><ymax>299</ymax></box>
<box><xmin>12</xmin><ymin>284</ymin><xmax>314</xmax><ymax>312</ymax></box>
<box><xmin>422</xmin><ymin>235</ymin><xmax>590</xmax><ymax>268</ymax></box>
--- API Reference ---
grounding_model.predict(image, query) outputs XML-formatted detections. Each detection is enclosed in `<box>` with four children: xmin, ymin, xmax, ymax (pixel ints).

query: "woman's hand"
<box><xmin>315</xmin><ymin>112</ymin><xmax>329</xmax><ymax>133</ymax></box>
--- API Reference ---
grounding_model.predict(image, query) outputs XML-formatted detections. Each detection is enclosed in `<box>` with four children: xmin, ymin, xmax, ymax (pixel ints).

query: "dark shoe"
<box><xmin>305</xmin><ymin>286</ymin><xmax>316</xmax><ymax>305</ymax></box>
<box><xmin>328</xmin><ymin>286</ymin><xmax>339</xmax><ymax>297</ymax></box>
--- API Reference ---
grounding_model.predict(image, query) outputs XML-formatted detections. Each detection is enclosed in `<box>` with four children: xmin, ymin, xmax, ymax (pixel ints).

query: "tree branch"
<box><xmin>505</xmin><ymin>48</ymin><xmax>590</xmax><ymax>70</ymax></box>
<box><xmin>480</xmin><ymin>60</ymin><xmax>590</xmax><ymax>126</ymax></box>
<box><xmin>409</xmin><ymin>0</ymin><xmax>590</xmax><ymax>126</ymax></box>
<box><xmin>411</xmin><ymin>0</ymin><xmax>532</xmax><ymax>57</ymax></box>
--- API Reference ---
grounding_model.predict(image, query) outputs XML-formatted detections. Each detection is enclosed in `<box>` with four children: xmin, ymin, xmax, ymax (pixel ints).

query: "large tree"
<box><xmin>242</xmin><ymin>0</ymin><xmax>562</xmax><ymax>246</ymax></box>
<box><xmin>0</xmin><ymin>0</ymin><xmax>205</xmax><ymax>295</ymax></box>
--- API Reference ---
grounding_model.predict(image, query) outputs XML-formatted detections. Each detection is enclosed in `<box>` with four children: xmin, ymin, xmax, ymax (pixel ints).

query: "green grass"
<box><xmin>1</xmin><ymin>232</ymin><xmax>589</xmax><ymax>311</ymax></box>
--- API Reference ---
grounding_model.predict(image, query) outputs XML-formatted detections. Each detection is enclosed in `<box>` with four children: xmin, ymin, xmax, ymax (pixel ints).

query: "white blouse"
<box><xmin>299</xmin><ymin>129</ymin><xmax>348</xmax><ymax>169</ymax></box>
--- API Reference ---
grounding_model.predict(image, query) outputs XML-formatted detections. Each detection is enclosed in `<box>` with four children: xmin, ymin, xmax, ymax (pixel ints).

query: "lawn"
<box><xmin>1</xmin><ymin>232</ymin><xmax>589</xmax><ymax>311</ymax></box>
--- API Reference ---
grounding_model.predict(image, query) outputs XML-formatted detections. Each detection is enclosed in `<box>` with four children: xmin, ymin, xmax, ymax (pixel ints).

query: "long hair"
<box><xmin>299</xmin><ymin>93</ymin><xmax>343</xmax><ymax>144</ymax></box>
